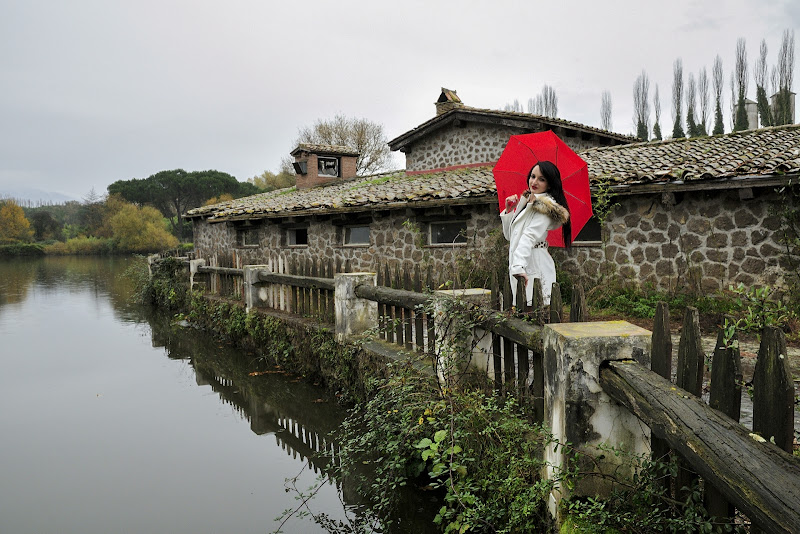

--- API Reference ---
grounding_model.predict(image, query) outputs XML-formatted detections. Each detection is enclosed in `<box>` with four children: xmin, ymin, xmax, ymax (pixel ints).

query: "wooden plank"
<box><xmin>414</xmin><ymin>265</ymin><xmax>424</xmax><ymax>351</ymax></box>
<box><xmin>650</xmin><ymin>301</ymin><xmax>673</xmax><ymax>493</ymax></box>
<box><xmin>753</xmin><ymin>326</ymin><xmax>794</xmax><ymax>453</ymax></box>
<box><xmin>503</xmin><ymin>276</ymin><xmax>515</xmax><ymax>391</ymax></box>
<box><xmin>569</xmin><ymin>284</ymin><xmax>586</xmax><ymax>322</ymax></box>
<box><xmin>675</xmin><ymin>306</ymin><xmax>704</xmax><ymax>498</ymax></box>
<box><xmin>515</xmin><ymin>277</ymin><xmax>527</xmax><ymax>393</ymax></box>
<box><xmin>383</xmin><ymin>264</ymin><xmax>394</xmax><ymax>343</ymax></box>
<box><xmin>290</xmin><ymin>257</ymin><xmax>298</xmax><ymax>314</ymax></box>
<box><xmin>532</xmin><ymin>277</ymin><xmax>543</xmax><ymax>325</ymax></box>
<box><xmin>403</xmin><ymin>267</ymin><xmax>413</xmax><ymax>351</ymax></box>
<box><xmin>601</xmin><ymin>360</ymin><xmax>800</xmax><ymax>534</ymax></box>
<box><xmin>426</xmin><ymin>265</ymin><xmax>435</xmax><ymax>354</ymax></box>
<box><xmin>706</xmin><ymin>319</ymin><xmax>743</xmax><ymax>524</ymax></box>
<box><xmin>549</xmin><ymin>282</ymin><xmax>563</xmax><ymax>323</ymax></box>
<box><xmin>491</xmin><ymin>271</ymin><xmax>502</xmax><ymax>391</ymax></box>
<box><xmin>311</xmin><ymin>259</ymin><xmax>319</xmax><ymax>318</ymax></box>
<box><xmin>394</xmin><ymin>266</ymin><xmax>403</xmax><ymax>348</ymax></box>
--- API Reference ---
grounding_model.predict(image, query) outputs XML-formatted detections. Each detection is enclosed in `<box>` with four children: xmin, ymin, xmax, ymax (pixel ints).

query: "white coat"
<box><xmin>499</xmin><ymin>192</ymin><xmax>569</xmax><ymax>306</ymax></box>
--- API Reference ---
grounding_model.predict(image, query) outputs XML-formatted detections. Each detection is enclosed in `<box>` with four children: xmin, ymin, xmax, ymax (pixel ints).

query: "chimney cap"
<box><xmin>290</xmin><ymin>143</ymin><xmax>360</xmax><ymax>157</ymax></box>
<box><xmin>437</xmin><ymin>87</ymin><xmax>462</xmax><ymax>104</ymax></box>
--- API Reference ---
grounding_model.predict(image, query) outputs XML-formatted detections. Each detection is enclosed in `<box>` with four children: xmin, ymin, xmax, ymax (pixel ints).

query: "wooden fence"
<box><xmin>170</xmin><ymin>255</ymin><xmax>799</xmax><ymax>533</ymax></box>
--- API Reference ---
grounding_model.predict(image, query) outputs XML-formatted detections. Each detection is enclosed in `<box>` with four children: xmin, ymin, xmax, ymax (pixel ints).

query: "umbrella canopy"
<box><xmin>493</xmin><ymin>131</ymin><xmax>593</xmax><ymax>247</ymax></box>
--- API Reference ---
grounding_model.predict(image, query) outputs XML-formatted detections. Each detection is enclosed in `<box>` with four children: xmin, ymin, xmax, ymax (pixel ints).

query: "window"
<box><xmin>287</xmin><ymin>227</ymin><xmax>308</xmax><ymax>246</ymax></box>
<box><xmin>318</xmin><ymin>156</ymin><xmax>339</xmax><ymax>177</ymax></box>
<box><xmin>236</xmin><ymin>227</ymin><xmax>259</xmax><ymax>247</ymax></box>
<box><xmin>344</xmin><ymin>225</ymin><xmax>370</xmax><ymax>245</ymax></box>
<box><xmin>429</xmin><ymin>221</ymin><xmax>467</xmax><ymax>245</ymax></box>
<box><xmin>573</xmin><ymin>217</ymin><xmax>601</xmax><ymax>243</ymax></box>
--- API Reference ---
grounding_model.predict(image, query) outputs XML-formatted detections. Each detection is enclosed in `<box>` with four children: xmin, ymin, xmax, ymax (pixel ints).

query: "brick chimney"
<box><xmin>290</xmin><ymin>144</ymin><xmax>360</xmax><ymax>189</ymax></box>
<box><xmin>435</xmin><ymin>87</ymin><xmax>464</xmax><ymax>116</ymax></box>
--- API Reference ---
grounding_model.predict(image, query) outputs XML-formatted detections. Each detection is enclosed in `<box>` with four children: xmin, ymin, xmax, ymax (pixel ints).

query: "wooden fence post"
<box><xmin>650</xmin><ymin>302</ymin><xmax>673</xmax><ymax>494</ymax></box>
<box><xmin>753</xmin><ymin>326</ymin><xmax>794</xmax><ymax>453</ymax></box>
<box><xmin>569</xmin><ymin>284</ymin><xmax>586</xmax><ymax>322</ymax></box>
<box><xmin>675</xmin><ymin>306</ymin><xmax>704</xmax><ymax>498</ymax></box>
<box><xmin>706</xmin><ymin>318</ymin><xmax>742</xmax><ymax>523</ymax></box>
<box><xmin>550</xmin><ymin>282</ymin><xmax>563</xmax><ymax>324</ymax></box>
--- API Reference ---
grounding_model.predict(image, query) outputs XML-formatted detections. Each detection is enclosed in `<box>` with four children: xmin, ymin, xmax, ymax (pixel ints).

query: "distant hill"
<box><xmin>0</xmin><ymin>186</ymin><xmax>77</xmax><ymax>207</ymax></box>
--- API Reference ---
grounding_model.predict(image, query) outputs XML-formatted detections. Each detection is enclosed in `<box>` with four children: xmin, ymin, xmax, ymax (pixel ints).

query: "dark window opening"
<box><xmin>574</xmin><ymin>217</ymin><xmax>601</xmax><ymax>242</ymax></box>
<box><xmin>318</xmin><ymin>157</ymin><xmax>339</xmax><ymax>177</ymax></box>
<box><xmin>288</xmin><ymin>227</ymin><xmax>308</xmax><ymax>246</ymax></box>
<box><xmin>430</xmin><ymin>221</ymin><xmax>468</xmax><ymax>245</ymax></box>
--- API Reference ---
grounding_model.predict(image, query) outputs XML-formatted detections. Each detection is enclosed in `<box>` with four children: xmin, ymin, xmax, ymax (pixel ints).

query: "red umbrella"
<box><xmin>493</xmin><ymin>131</ymin><xmax>593</xmax><ymax>247</ymax></box>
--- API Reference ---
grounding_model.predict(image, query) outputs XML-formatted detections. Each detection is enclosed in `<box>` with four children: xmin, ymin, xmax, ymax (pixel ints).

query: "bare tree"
<box><xmin>600</xmin><ymin>91</ymin><xmax>613</xmax><ymax>131</ymax></box>
<box><xmin>672</xmin><ymin>58</ymin><xmax>685</xmax><ymax>138</ymax></box>
<box><xmin>755</xmin><ymin>38</ymin><xmax>773</xmax><ymax>127</ymax></box>
<box><xmin>653</xmin><ymin>84</ymin><xmax>663</xmax><ymax>140</ymax></box>
<box><xmin>296</xmin><ymin>115</ymin><xmax>392</xmax><ymax>175</ymax></box>
<box><xmin>504</xmin><ymin>99</ymin><xmax>523</xmax><ymax>112</ymax></box>
<box><xmin>713</xmin><ymin>55</ymin><xmax>725</xmax><ymax>134</ymax></box>
<box><xmin>541</xmin><ymin>85</ymin><xmax>558</xmax><ymax>118</ymax></box>
<box><xmin>775</xmin><ymin>29</ymin><xmax>796</xmax><ymax>125</ymax></box>
<box><xmin>698</xmin><ymin>67</ymin><xmax>710</xmax><ymax>135</ymax></box>
<box><xmin>633</xmin><ymin>71</ymin><xmax>650</xmax><ymax>141</ymax></box>
<box><xmin>686</xmin><ymin>73</ymin><xmax>698</xmax><ymax>136</ymax></box>
<box><xmin>734</xmin><ymin>37</ymin><xmax>749</xmax><ymax>131</ymax></box>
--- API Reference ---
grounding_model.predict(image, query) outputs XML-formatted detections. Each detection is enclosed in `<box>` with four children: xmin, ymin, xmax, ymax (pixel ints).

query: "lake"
<box><xmin>0</xmin><ymin>256</ymin><xmax>430</xmax><ymax>533</ymax></box>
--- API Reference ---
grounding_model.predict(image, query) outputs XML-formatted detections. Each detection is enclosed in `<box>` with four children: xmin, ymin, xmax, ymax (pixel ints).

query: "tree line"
<box><xmin>504</xmin><ymin>29</ymin><xmax>795</xmax><ymax>141</ymax></box>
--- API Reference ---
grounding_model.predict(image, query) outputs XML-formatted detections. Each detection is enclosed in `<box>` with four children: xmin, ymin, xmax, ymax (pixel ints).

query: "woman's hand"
<box><xmin>505</xmin><ymin>194</ymin><xmax>519</xmax><ymax>212</ymax></box>
<box><xmin>513</xmin><ymin>272</ymin><xmax>529</xmax><ymax>285</ymax></box>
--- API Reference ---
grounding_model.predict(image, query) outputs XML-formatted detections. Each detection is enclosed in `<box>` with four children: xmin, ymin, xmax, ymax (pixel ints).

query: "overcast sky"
<box><xmin>1</xmin><ymin>0</ymin><xmax>799</xmax><ymax>201</ymax></box>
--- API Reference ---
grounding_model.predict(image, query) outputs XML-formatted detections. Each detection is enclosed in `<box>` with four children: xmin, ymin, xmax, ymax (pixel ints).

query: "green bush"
<box><xmin>0</xmin><ymin>243</ymin><xmax>46</xmax><ymax>257</ymax></box>
<box><xmin>44</xmin><ymin>236</ymin><xmax>115</xmax><ymax>255</ymax></box>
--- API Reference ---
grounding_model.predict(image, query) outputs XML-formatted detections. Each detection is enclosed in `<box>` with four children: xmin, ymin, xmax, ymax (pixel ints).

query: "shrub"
<box><xmin>44</xmin><ymin>236</ymin><xmax>115</xmax><ymax>255</ymax></box>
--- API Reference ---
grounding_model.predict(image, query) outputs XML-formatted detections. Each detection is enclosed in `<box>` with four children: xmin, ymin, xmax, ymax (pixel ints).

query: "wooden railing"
<box><xmin>165</xmin><ymin>255</ymin><xmax>799</xmax><ymax>532</ymax></box>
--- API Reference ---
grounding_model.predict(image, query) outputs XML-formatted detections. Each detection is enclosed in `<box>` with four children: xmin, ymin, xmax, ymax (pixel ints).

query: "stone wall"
<box><xmin>193</xmin><ymin>186</ymin><xmax>792</xmax><ymax>292</ymax></box>
<box><xmin>192</xmin><ymin>204</ymin><xmax>505</xmax><ymax>284</ymax></box>
<box><xmin>552</xmin><ymin>188</ymin><xmax>792</xmax><ymax>292</ymax></box>
<box><xmin>405</xmin><ymin>122</ymin><xmax>601</xmax><ymax>171</ymax></box>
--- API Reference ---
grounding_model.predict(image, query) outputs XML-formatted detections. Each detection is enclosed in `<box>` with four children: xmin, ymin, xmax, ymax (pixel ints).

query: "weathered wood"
<box><xmin>549</xmin><ymin>282</ymin><xmax>563</xmax><ymax>323</ymax></box>
<box><xmin>650</xmin><ymin>302</ymin><xmax>673</xmax><ymax>486</ymax></box>
<box><xmin>426</xmin><ymin>265</ymin><xmax>435</xmax><ymax>354</ymax></box>
<box><xmin>503</xmin><ymin>276</ymin><xmax>515</xmax><ymax>391</ymax></box>
<box><xmin>414</xmin><ymin>265</ymin><xmax>424</xmax><ymax>351</ymax></box>
<box><xmin>600</xmin><ymin>360</ymin><xmax>800</xmax><ymax>534</ymax></box>
<box><xmin>289</xmin><ymin>258</ymin><xmax>298</xmax><ymax>313</ymax></box>
<box><xmin>311</xmin><ymin>259</ymin><xmax>319</xmax><ymax>318</ymax></box>
<box><xmin>532</xmin><ymin>277</ymin><xmax>543</xmax><ymax>325</ymax></box>
<box><xmin>675</xmin><ymin>306</ymin><xmax>704</xmax><ymax>498</ymax></box>
<box><xmin>354</xmin><ymin>284</ymin><xmax>429</xmax><ymax>312</ymax></box>
<box><xmin>515</xmin><ymin>277</ymin><xmax>527</xmax><ymax>391</ymax></box>
<box><xmin>676</xmin><ymin>306</ymin><xmax>704</xmax><ymax>397</ymax></box>
<box><xmin>403</xmin><ymin>268</ymin><xmax>413</xmax><ymax>351</ymax></box>
<box><xmin>491</xmin><ymin>270</ymin><xmax>502</xmax><ymax>391</ymax></box>
<box><xmin>383</xmin><ymin>263</ymin><xmax>392</xmax><ymax>342</ymax></box>
<box><xmin>197</xmin><ymin>265</ymin><xmax>243</xmax><ymax>276</ymax></box>
<box><xmin>569</xmin><ymin>284</ymin><xmax>586</xmax><ymax>322</ymax></box>
<box><xmin>753</xmin><ymin>326</ymin><xmax>794</xmax><ymax>453</ymax></box>
<box><xmin>257</xmin><ymin>271</ymin><xmax>335</xmax><ymax>291</ymax></box>
<box><xmin>393</xmin><ymin>266</ymin><xmax>403</xmax><ymax>348</ymax></box>
<box><xmin>706</xmin><ymin>319</ymin><xmax>743</xmax><ymax>524</ymax></box>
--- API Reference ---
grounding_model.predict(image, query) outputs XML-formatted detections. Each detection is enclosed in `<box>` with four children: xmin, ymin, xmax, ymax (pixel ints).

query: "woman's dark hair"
<box><xmin>532</xmin><ymin>160</ymin><xmax>572</xmax><ymax>248</ymax></box>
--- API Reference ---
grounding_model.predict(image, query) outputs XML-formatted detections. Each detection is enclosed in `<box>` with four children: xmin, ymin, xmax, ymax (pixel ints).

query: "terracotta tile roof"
<box><xmin>186</xmin><ymin>166</ymin><xmax>497</xmax><ymax>221</ymax></box>
<box><xmin>290</xmin><ymin>143</ymin><xmax>360</xmax><ymax>156</ymax></box>
<box><xmin>388</xmin><ymin>105</ymin><xmax>635</xmax><ymax>149</ymax></box>
<box><xmin>189</xmin><ymin>125</ymin><xmax>800</xmax><ymax>221</ymax></box>
<box><xmin>582</xmin><ymin>124</ymin><xmax>800</xmax><ymax>185</ymax></box>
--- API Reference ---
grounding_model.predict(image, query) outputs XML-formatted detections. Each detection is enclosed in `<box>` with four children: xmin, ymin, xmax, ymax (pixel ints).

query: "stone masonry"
<box><xmin>404</xmin><ymin>122</ymin><xmax>600</xmax><ymax>172</ymax></box>
<box><xmin>552</xmin><ymin>188</ymin><xmax>793</xmax><ymax>292</ymax></box>
<box><xmin>192</xmin><ymin>204</ymin><xmax>502</xmax><ymax>281</ymax></box>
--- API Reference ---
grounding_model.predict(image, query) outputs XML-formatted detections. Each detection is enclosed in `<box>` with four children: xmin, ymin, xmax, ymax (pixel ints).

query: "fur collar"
<box><xmin>524</xmin><ymin>193</ymin><xmax>570</xmax><ymax>224</ymax></box>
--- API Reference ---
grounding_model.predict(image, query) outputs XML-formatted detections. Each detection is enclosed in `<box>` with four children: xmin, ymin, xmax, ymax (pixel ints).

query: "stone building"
<box><xmin>187</xmin><ymin>89</ymin><xmax>800</xmax><ymax>293</ymax></box>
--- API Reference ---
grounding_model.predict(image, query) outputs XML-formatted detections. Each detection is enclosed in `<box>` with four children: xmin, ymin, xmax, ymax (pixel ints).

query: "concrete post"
<box><xmin>335</xmin><ymin>273</ymin><xmax>378</xmax><ymax>342</ymax></box>
<box><xmin>542</xmin><ymin>320</ymin><xmax>652</xmax><ymax>523</ymax></box>
<box><xmin>243</xmin><ymin>265</ymin><xmax>270</xmax><ymax>313</ymax></box>
<box><xmin>433</xmin><ymin>289</ymin><xmax>493</xmax><ymax>386</ymax></box>
<box><xmin>189</xmin><ymin>258</ymin><xmax>206</xmax><ymax>291</ymax></box>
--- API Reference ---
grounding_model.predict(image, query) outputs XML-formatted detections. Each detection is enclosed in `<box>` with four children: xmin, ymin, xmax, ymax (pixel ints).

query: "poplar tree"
<box><xmin>755</xmin><ymin>39</ymin><xmax>773</xmax><ymax>127</ymax></box>
<box><xmin>672</xmin><ymin>59</ymin><xmax>685</xmax><ymax>138</ymax></box>
<box><xmin>734</xmin><ymin>38</ymin><xmax>750</xmax><ymax>131</ymax></box>
<box><xmin>774</xmin><ymin>29</ymin><xmax>795</xmax><ymax>125</ymax></box>
<box><xmin>600</xmin><ymin>91</ymin><xmax>613</xmax><ymax>131</ymax></box>
<box><xmin>686</xmin><ymin>73</ymin><xmax>698</xmax><ymax>137</ymax></box>
<box><xmin>652</xmin><ymin>85</ymin><xmax>662</xmax><ymax>140</ymax></box>
<box><xmin>712</xmin><ymin>55</ymin><xmax>725</xmax><ymax>134</ymax></box>
<box><xmin>633</xmin><ymin>71</ymin><xmax>650</xmax><ymax>141</ymax></box>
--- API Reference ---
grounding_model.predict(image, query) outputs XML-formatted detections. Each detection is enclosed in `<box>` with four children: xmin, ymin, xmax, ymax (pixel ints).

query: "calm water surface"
<box><xmin>0</xmin><ymin>256</ymin><xmax>407</xmax><ymax>533</ymax></box>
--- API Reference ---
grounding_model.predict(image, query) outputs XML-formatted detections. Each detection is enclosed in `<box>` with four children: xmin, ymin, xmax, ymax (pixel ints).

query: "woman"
<box><xmin>500</xmin><ymin>160</ymin><xmax>571</xmax><ymax>306</ymax></box>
